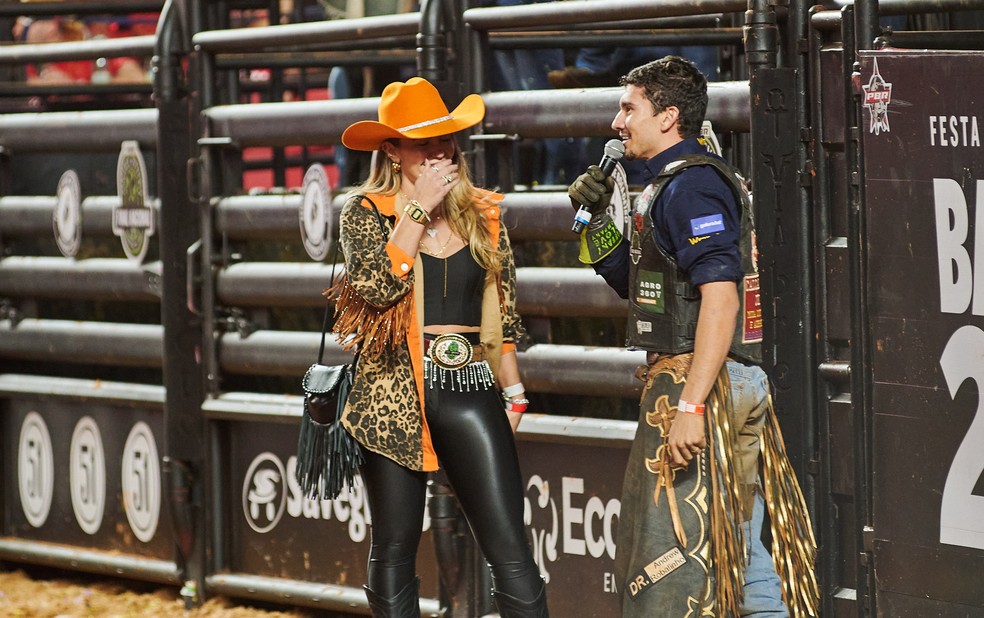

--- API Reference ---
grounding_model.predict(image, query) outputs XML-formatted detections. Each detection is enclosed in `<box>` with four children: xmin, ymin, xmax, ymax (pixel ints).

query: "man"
<box><xmin>568</xmin><ymin>56</ymin><xmax>818</xmax><ymax>617</ymax></box>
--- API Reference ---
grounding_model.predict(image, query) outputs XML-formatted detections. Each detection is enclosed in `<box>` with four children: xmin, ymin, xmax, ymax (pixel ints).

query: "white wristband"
<box><xmin>502</xmin><ymin>382</ymin><xmax>525</xmax><ymax>398</ymax></box>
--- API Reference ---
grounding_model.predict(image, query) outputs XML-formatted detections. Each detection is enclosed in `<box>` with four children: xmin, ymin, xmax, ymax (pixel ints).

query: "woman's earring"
<box><xmin>391</xmin><ymin>160</ymin><xmax>401</xmax><ymax>173</ymax></box>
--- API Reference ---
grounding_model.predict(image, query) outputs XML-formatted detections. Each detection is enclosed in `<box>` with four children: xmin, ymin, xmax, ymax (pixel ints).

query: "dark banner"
<box><xmin>3</xmin><ymin>399</ymin><xmax>172</xmax><ymax>558</ymax></box>
<box><xmin>860</xmin><ymin>50</ymin><xmax>984</xmax><ymax>612</ymax></box>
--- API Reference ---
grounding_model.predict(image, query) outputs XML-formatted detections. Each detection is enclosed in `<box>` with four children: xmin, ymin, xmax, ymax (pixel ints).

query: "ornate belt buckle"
<box><xmin>428</xmin><ymin>333</ymin><xmax>473</xmax><ymax>370</ymax></box>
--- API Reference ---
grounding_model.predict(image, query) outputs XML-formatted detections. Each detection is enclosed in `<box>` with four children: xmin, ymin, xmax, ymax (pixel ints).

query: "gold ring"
<box><xmin>443</xmin><ymin>175</ymin><xmax>453</xmax><ymax>184</ymax></box>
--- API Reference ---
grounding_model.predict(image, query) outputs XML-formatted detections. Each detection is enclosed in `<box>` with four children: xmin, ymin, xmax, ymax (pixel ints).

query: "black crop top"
<box><xmin>421</xmin><ymin>248</ymin><xmax>484</xmax><ymax>326</ymax></box>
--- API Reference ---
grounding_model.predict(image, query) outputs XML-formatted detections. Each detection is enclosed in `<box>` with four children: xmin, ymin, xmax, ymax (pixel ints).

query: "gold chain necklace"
<box><xmin>419</xmin><ymin>230</ymin><xmax>453</xmax><ymax>257</ymax></box>
<box><xmin>419</xmin><ymin>230</ymin><xmax>456</xmax><ymax>297</ymax></box>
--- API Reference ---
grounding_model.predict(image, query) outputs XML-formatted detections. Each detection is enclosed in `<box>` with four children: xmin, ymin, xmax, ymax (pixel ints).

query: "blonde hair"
<box><xmin>353</xmin><ymin>140</ymin><xmax>500</xmax><ymax>277</ymax></box>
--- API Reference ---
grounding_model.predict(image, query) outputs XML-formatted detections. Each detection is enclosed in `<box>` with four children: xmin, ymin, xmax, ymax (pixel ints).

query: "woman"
<box><xmin>333</xmin><ymin>77</ymin><xmax>548</xmax><ymax>618</ymax></box>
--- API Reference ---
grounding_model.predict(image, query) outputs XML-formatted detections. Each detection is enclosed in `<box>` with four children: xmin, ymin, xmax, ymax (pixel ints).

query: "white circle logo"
<box><xmin>53</xmin><ymin>170</ymin><xmax>82</xmax><ymax>257</ymax></box>
<box><xmin>18</xmin><ymin>412</ymin><xmax>54</xmax><ymax>528</ymax></box>
<box><xmin>299</xmin><ymin>163</ymin><xmax>332</xmax><ymax>261</ymax></box>
<box><xmin>121</xmin><ymin>422</ymin><xmax>161</xmax><ymax>543</ymax></box>
<box><xmin>242</xmin><ymin>452</ymin><xmax>286</xmax><ymax>534</ymax></box>
<box><xmin>70</xmin><ymin>417</ymin><xmax>106</xmax><ymax>535</ymax></box>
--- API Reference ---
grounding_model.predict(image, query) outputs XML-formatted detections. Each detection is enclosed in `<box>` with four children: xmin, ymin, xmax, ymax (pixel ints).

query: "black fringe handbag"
<box><xmin>294</xmin><ymin>198</ymin><xmax>383</xmax><ymax>500</ymax></box>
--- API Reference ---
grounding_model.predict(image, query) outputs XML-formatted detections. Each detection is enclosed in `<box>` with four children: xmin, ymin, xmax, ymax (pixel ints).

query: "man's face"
<box><xmin>611</xmin><ymin>84</ymin><xmax>680</xmax><ymax>161</ymax></box>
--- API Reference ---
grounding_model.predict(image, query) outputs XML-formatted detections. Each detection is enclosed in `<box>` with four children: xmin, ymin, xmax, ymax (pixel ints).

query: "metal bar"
<box><xmin>217</xmin><ymin>329</ymin><xmax>645</xmax><ymax>397</ymax></box>
<box><xmin>0</xmin><ymin>257</ymin><xmax>162</xmax><ymax>301</ymax></box>
<box><xmin>0</xmin><ymin>538</ymin><xmax>180</xmax><ymax>585</ymax></box>
<box><xmin>203</xmin><ymin>391</ymin><xmax>638</xmax><ymax>445</ymax></box>
<box><xmin>830</xmin><ymin>0</ymin><xmax>984</xmax><ymax>14</ymax></box>
<box><xmin>205</xmin><ymin>572</ymin><xmax>442</xmax><ymax>616</ymax></box>
<box><xmin>212</xmin><ymin>191</ymin><xmax>605</xmax><ymax>241</ymax></box>
<box><xmin>204</xmin><ymin>98</ymin><xmax>375</xmax><ymax>147</ymax></box>
<box><xmin>487</xmin><ymin>28</ymin><xmax>743</xmax><ymax>50</ymax></box>
<box><xmin>192</xmin><ymin>13</ymin><xmax>420</xmax><ymax>53</ymax></box>
<box><xmin>878</xmin><ymin>30</ymin><xmax>984</xmax><ymax>49</ymax></box>
<box><xmin>557</xmin><ymin>15</ymin><xmax>728</xmax><ymax>30</ymax></box>
<box><xmin>0</xmin><ymin>35</ymin><xmax>157</xmax><ymax>65</ymax></box>
<box><xmin>818</xmin><ymin>360</ymin><xmax>851</xmax><ymax>384</ymax></box>
<box><xmin>215</xmin><ymin>262</ymin><xmax>626</xmax><ymax>315</ymax></box>
<box><xmin>0</xmin><ymin>196</ymin><xmax>159</xmax><ymax>237</ymax></box>
<box><xmin>0</xmin><ymin>1</ymin><xmax>165</xmax><ymax>17</ymax></box>
<box><xmin>201</xmin><ymin>81</ymin><xmax>748</xmax><ymax>146</ymax></box>
<box><xmin>0</xmin><ymin>373</ymin><xmax>165</xmax><ymax>403</ymax></box>
<box><xmin>855</xmin><ymin>0</ymin><xmax>879</xmax><ymax>52</ymax></box>
<box><xmin>0</xmin><ymin>319</ymin><xmax>163</xmax><ymax>367</ymax></box>
<box><xmin>0</xmin><ymin>82</ymin><xmax>154</xmax><ymax>98</ymax></box>
<box><xmin>807</xmin><ymin>9</ymin><xmax>840</xmax><ymax>615</ymax></box>
<box><xmin>841</xmin><ymin>8</ymin><xmax>876</xmax><ymax>616</ymax></box>
<box><xmin>0</xmin><ymin>109</ymin><xmax>158</xmax><ymax>152</ymax></box>
<box><xmin>482</xmin><ymin>81</ymin><xmax>751</xmax><ymax>136</ymax></box>
<box><xmin>811</xmin><ymin>10</ymin><xmax>844</xmax><ymax>32</ymax></box>
<box><xmin>213</xmin><ymin>49</ymin><xmax>415</xmax><ymax>69</ymax></box>
<box><xmin>463</xmin><ymin>0</ymin><xmax>746</xmax><ymax>31</ymax></box>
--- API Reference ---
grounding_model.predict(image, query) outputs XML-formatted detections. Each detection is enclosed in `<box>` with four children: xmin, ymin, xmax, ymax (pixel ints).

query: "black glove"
<box><xmin>568</xmin><ymin>164</ymin><xmax>615</xmax><ymax>217</ymax></box>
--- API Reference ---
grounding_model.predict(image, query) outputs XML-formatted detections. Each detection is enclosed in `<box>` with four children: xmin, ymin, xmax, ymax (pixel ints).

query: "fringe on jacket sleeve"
<box><xmin>325</xmin><ymin>275</ymin><xmax>413</xmax><ymax>358</ymax></box>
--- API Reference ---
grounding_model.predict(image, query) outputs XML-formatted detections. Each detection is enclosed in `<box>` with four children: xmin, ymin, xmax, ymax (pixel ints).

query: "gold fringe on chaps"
<box><xmin>759</xmin><ymin>395</ymin><xmax>821</xmax><ymax>617</ymax></box>
<box><xmin>324</xmin><ymin>276</ymin><xmax>413</xmax><ymax>357</ymax></box>
<box><xmin>705</xmin><ymin>367</ymin><xmax>747</xmax><ymax>618</ymax></box>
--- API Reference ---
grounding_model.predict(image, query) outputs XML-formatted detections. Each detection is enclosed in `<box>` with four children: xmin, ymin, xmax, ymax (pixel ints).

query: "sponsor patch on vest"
<box><xmin>634</xmin><ymin>270</ymin><xmax>665</xmax><ymax>314</ymax></box>
<box><xmin>636</xmin><ymin>320</ymin><xmax>653</xmax><ymax>334</ymax></box>
<box><xmin>742</xmin><ymin>274</ymin><xmax>763</xmax><ymax>344</ymax></box>
<box><xmin>689</xmin><ymin>214</ymin><xmax>725</xmax><ymax>235</ymax></box>
<box><xmin>627</xmin><ymin>547</ymin><xmax>687</xmax><ymax>600</ymax></box>
<box><xmin>687</xmin><ymin>234</ymin><xmax>710</xmax><ymax>246</ymax></box>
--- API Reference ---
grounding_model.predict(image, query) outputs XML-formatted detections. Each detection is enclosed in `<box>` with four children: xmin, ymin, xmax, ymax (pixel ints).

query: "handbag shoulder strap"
<box><xmin>317</xmin><ymin>194</ymin><xmax>387</xmax><ymax>365</ymax></box>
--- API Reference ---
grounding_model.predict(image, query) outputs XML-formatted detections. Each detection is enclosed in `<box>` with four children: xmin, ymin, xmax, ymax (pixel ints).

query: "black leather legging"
<box><xmin>361</xmin><ymin>379</ymin><xmax>542</xmax><ymax>602</ymax></box>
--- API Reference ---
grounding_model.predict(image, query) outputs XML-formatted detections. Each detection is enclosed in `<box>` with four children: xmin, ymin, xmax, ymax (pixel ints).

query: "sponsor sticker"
<box><xmin>634</xmin><ymin>270</ymin><xmax>664</xmax><ymax>314</ymax></box>
<box><xmin>742</xmin><ymin>274</ymin><xmax>763</xmax><ymax>344</ymax></box>
<box><xmin>862</xmin><ymin>57</ymin><xmax>892</xmax><ymax>135</ymax></box>
<box><xmin>689</xmin><ymin>214</ymin><xmax>725</xmax><ymax>236</ymax></box>
<box><xmin>627</xmin><ymin>547</ymin><xmax>686</xmax><ymax>600</ymax></box>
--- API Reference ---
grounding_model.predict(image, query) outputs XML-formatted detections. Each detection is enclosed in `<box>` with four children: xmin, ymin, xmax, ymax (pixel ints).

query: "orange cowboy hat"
<box><xmin>341</xmin><ymin>77</ymin><xmax>485</xmax><ymax>151</ymax></box>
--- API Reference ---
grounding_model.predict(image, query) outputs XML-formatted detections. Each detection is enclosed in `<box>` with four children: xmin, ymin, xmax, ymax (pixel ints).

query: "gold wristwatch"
<box><xmin>403</xmin><ymin>200</ymin><xmax>431</xmax><ymax>224</ymax></box>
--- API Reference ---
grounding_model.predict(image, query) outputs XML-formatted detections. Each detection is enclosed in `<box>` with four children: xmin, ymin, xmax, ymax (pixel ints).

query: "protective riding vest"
<box><xmin>626</xmin><ymin>155</ymin><xmax>762</xmax><ymax>364</ymax></box>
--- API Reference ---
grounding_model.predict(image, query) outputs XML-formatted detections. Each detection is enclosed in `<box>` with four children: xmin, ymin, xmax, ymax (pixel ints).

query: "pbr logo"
<box><xmin>114</xmin><ymin>141</ymin><xmax>156</xmax><ymax>262</ymax></box>
<box><xmin>862</xmin><ymin>57</ymin><xmax>893</xmax><ymax>135</ymax></box>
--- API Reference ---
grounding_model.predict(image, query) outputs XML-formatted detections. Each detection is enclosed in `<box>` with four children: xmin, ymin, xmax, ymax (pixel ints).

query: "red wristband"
<box><xmin>505</xmin><ymin>398</ymin><xmax>529</xmax><ymax>414</ymax></box>
<box><xmin>678</xmin><ymin>399</ymin><xmax>705</xmax><ymax>416</ymax></box>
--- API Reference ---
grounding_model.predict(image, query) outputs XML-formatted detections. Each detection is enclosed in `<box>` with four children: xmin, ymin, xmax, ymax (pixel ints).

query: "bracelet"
<box><xmin>501</xmin><ymin>382</ymin><xmax>525</xmax><ymax>398</ymax></box>
<box><xmin>505</xmin><ymin>398</ymin><xmax>530</xmax><ymax>413</ymax></box>
<box><xmin>678</xmin><ymin>399</ymin><xmax>706</xmax><ymax>416</ymax></box>
<box><xmin>403</xmin><ymin>200</ymin><xmax>431</xmax><ymax>224</ymax></box>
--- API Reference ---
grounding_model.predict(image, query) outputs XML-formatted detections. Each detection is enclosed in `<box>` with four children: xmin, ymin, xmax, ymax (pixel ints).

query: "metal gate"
<box><xmin>3</xmin><ymin>1</ymin><xmax>984</xmax><ymax>617</ymax></box>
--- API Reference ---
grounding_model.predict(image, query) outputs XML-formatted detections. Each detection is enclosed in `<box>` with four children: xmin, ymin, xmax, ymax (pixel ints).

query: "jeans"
<box><xmin>742</xmin><ymin>494</ymin><xmax>788</xmax><ymax>617</ymax></box>
<box><xmin>727</xmin><ymin>361</ymin><xmax>788</xmax><ymax>617</ymax></box>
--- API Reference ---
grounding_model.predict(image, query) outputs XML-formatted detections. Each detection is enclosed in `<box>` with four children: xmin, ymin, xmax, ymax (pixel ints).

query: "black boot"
<box><xmin>363</xmin><ymin>577</ymin><xmax>420</xmax><ymax>618</ymax></box>
<box><xmin>493</xmin><ymin>580</ymin><xmax>549</xmax><ymax>618</ymax></box>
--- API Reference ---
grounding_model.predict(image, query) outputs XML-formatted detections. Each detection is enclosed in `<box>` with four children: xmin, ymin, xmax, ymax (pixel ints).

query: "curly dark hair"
<box><xmin>620</xmin><ymin>56</ymin><xmax>708</xmax><ymax>138</ymax></box>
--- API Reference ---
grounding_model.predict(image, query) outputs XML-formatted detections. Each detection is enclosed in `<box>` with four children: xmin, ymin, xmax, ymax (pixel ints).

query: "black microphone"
<box><xmin>572</xmin><ymin>139</ymin><xmax>626</xmax><ymax>233</ymax></box>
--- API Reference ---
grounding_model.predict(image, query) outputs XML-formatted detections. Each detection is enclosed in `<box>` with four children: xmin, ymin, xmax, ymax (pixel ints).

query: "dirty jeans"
<box><xmin>728</xmin><ymin>361</ymin><xmax>788</xmax><ymax>617</ymax></box>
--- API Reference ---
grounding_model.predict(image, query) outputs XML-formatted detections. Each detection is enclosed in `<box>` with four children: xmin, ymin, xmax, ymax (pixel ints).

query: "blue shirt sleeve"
<box><xmin>654</xmin><ymin>167</ymin><xmax>742</xmax><ymax>287</ymax></box>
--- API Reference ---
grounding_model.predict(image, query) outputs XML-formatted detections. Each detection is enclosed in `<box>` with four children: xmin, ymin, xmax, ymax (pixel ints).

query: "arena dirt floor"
<box><xmin>0</xmin><ymin>567</ymin><xmax>328</xmax><ymax>617</ymax></box>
